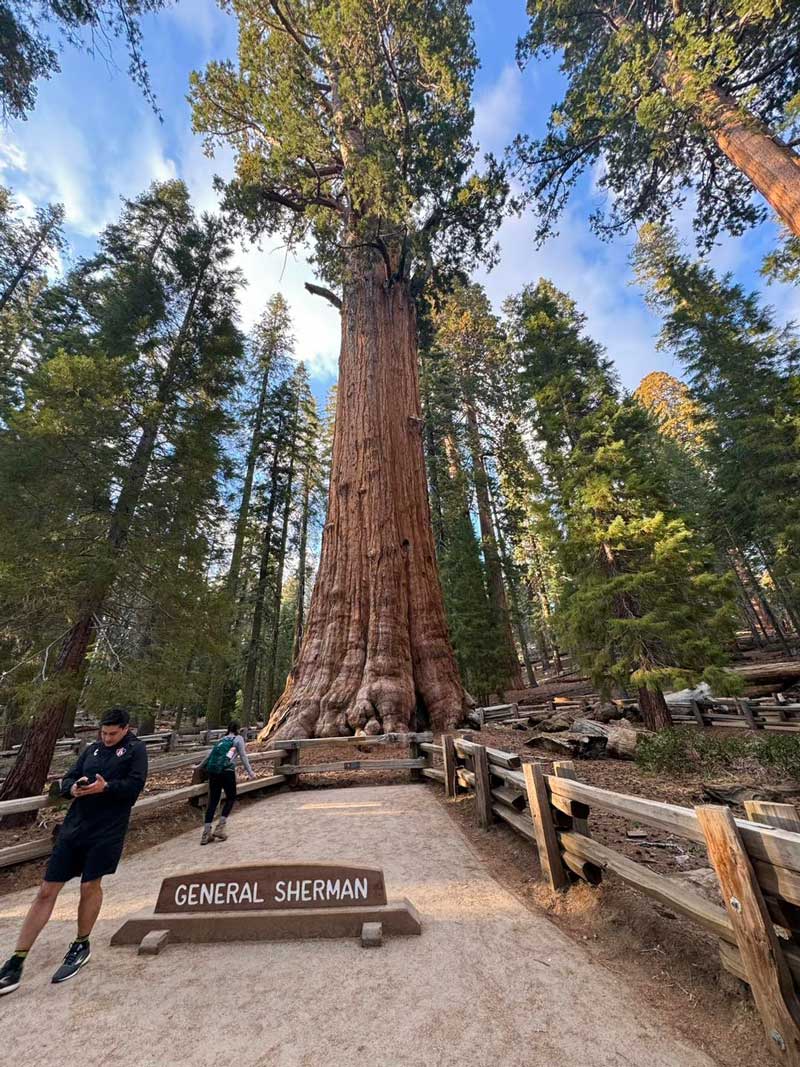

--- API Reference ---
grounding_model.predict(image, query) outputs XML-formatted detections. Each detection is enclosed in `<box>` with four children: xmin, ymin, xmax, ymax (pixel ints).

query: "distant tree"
<box><xmin>633</xmin><ymin>223</ymin><xmax>800</xmax><ymax>633</ymax></box>
<box><xmin>515</xmin><ymin>0</ymin><xmax>800</xmax><ymax>244</ymax></box>
<box><xmin>505</xmin><ymin>279</ymin><xmax>738</xmax><ymax>728</ymax></box>
<box><xmin>0</xmin><ymin>0</ymin><xmax>172</xmax><ymax>120</ymax></box>
<box><xmin>634</xmin><ymin>371</ymin><xmax>709</xmax><ymax>459</ymax></box>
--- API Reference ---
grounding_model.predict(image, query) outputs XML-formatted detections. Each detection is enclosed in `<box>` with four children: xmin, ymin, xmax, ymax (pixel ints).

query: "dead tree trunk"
<box><xmin>262</xmin><ymin>265</ymin><xmax>466</xmax><ymax>740</ymax></box>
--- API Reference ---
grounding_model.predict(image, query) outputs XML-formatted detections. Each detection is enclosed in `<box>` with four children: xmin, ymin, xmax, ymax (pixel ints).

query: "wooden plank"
<box><xmin>0</xmin><ymin>792</ymin><xmax>51</xmax><ymax>817</ymax></box>
<box><xmin>454</xmin><ymin>737</ymin><xmax>521</xmax><ymax>770</ymax></box>
<box><xmin>492</xmin><ymin>802</ymin><xmax>536</xmax><ymax>842</ymax></box>
<box><xmin>471</xmin><ymin>744</ymin><xmax>493</xmax><ymax>830</ymax></box>
<box><xmin>491</xmin><ymin>785</ymin><xmax>527</xmax><ymax>811</ymax></box>
<box><xmin>456</xmin><ymin>767</ymin><xmax>475</xmax><ymax>790</ymax></box>
<box><xmin>419</xmin><ymin>743</ymin><xmax>442</xmax><ymax>756</ymax></box>
<box><xmin>131</xmin><ymin>783</ymin><xmax>209</xmax><ymax>814</ymax></box>
<box><xmin>690</xmin><ymin>700</ymin><xmax>707</xmax><ymax>727</ymax></box>
<box><xmin>421</xmin><ymin>767</ymin><xmax>445</xmax><ymax>783</ymax></box>
<box><xmin>0</xmin><ymin>837</ymin><xmax>53</xmax><ymax>870</ymax></box>
<box><xmin>546</xmin><ymin>774</ymin><xmax>800</xmax><ymax>877</ymax></box>
<box><xmin>559</xmin><ymin>831</ymin><xmax>734</xmax><ymax>943</ymax></box>
<box><xmin>746</xmin><ymin>803</ymin><xmax>800</xmax><ymax>835</ymax></box>
<box><xmin>276</xmin><ymin>758</ymin><xmax>426</xmax><ymax>775</ymax></box>
<box><xmin>441</xmin><ymin>734</ymin><xmax>458</xmax><ymax>798</ymax></box>
<box><xmin>562</xmin><ymin>852</ymin><xmax>602</xmax><ymax>885</ymax></box>
<box><xmin>237</xmin><ymin>774</ymin><xmax>284</xmax><ymax>796</ymax></box>
<box><xmin>272</xmin><ymin>732</ymin><xmax>432</xmax><ymax>750</ymax></box>
<box><xmin>553</xmin><ymin>760</ymin><xmax>590</xmax><ymax>837</ymax></box>
<box><xmin>523</xmin><ymin>762</ymin><xmax>569</xmax><ymax>891</ymax></box>
<box><xmin>722</xmin><ymin>940</ymin><xmax>800</xmax><ymax>988</ymax></box>
<box><xmin>407</xmin><ymin>737</ymin><xmax>423</xmax><ymax>782</ymax></box>
<box><xmin>698</xmin><ymin>804</ymin><xmax>800</xmax><ymax>1063</ymax></box>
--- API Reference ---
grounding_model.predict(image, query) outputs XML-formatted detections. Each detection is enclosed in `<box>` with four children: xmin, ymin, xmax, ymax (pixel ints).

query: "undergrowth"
<box><xmin>635</xmin><ymin>728</ymin><xmax>800</xmax><ymax>779</ymax></box>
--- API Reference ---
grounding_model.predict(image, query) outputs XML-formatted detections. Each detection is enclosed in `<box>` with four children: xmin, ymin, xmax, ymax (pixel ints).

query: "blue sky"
<box><xmin>1</xmin><ymin>0</ymin><xmax>796</xmax><ymax>401</ymax></box>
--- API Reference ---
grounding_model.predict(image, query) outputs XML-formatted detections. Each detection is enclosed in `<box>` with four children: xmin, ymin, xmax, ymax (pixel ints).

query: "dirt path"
<box><xmin>0</xmin><ymin>784</ymin><xmax>714</xmax><ymax>1067</ymax></box>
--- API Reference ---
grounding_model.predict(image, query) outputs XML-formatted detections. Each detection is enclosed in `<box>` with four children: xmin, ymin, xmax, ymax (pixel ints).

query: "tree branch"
<box><xmin>304</xmin><ymin>282</ymin><xmax>342</xmax><ymax>310</ymax></box>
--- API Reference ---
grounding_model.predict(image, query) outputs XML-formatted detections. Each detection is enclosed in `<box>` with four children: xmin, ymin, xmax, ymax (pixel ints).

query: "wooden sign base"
<box><xmin>111</xmin><ymin>899</ymin><xmax>421</xmax><ymax>951</ymax></box>
<box><xmin>110</xmin><ymin>862</ymin><xmax>421</xmax><ymax>953</ymax></box>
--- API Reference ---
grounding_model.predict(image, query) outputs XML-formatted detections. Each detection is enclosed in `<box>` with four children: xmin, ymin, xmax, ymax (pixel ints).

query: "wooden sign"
<box><xmin>155</xmin><ymin>863</ymin><xmax>387</xmax><ymax>914</ymax></box>
<box><xmin>111</xmin><ymin>861</ymin><xmax>420</xmax><ymax>952</ymax></box>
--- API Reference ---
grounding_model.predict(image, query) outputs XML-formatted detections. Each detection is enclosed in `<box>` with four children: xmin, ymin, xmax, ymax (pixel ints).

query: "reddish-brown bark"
<box><xmin>262</xmin><ymin>264</ymin><xmax>467</xmax><ymax>741</ymax></box>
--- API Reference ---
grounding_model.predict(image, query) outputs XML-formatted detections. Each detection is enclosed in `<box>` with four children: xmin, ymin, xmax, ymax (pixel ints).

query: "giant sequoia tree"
<box><xmin>515</xmin><ymin>0</ymin><xmax>800</xmax><ymax>244</ymax></box>
<box><xmin>191</xmin><ymin>1</ymin><xmax>506</xmax><ymax>739</ymax></box>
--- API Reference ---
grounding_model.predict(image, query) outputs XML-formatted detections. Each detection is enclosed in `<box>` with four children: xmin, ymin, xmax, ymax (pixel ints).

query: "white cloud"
<box><xmin>473</xmin><ymin>64</ymin><xmax>525</xmax><ymax>156</ymax></box>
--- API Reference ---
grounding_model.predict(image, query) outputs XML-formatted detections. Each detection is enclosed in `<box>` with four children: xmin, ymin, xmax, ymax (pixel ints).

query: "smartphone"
<box><xmin>78</xmin><ymin>775</ymin><xmax>96</xmax><ymax>789</ymax></box>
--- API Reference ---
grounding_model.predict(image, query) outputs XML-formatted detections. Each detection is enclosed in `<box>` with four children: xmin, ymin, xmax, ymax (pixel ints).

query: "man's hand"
<box><xmin>71</xmin><ymin>775</ymin><xmax>107</xmax><ymax>797</ymax></box>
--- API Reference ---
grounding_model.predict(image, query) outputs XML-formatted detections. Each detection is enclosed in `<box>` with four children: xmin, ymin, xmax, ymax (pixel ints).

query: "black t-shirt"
<box><xmin>59</xmin><ymin>731</ymin><xmax>148</xmax><ymax>843</ymax></box>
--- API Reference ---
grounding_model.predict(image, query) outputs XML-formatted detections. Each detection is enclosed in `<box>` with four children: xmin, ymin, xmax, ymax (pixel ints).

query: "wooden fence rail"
<box><xmin>422</xmin><ymin>733</ymin><xmax>800</xmax><ymax>1065</ymax></box>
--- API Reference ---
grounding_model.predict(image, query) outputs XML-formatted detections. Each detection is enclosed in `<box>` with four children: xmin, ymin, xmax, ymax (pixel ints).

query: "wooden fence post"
<box><xmin>523</xmin><ymin>762</ymin><xmax>569</xmax><ymax>892</ymax></box>
<box><xmin>738</xmin><ymin>698</ymin><xmax>761</xmax><ymax>731</ymax></box>
<box><xmin>441</xmin><ymin>734</ymin><xmax>458</xmax><ymax>798</ymax></box>
<box><xmin>472</xmin><ymin>744</ymin><xmax>493</xmax><ymax>829</ymax></box>
<box><xmin>407</xmin><ymin>737</ymin><xmax>423</xmax><ymax>782</ymax></box>
<box><xmin>698</xmin><ymin>804</ymin><xmax>800</xmax><ymax>1064</ymax></box>
<box><xmin>280</xmin><ymin>744</ymin><xmax>300</xmax><ymax>787</ymax></box>
<box><xmin>744</xmin><ymin>802</ymin><xmax>800</xmax><ymax>940</ymax></box>
<box><xmin>690</xmin><ymin>700</ymin><xmax>706</xmax><ymax>727</ymax></box>
<box><xmin>553</xmin><ymin>761</ymin><xmax>590</xmax><ymax>837</ymax></box>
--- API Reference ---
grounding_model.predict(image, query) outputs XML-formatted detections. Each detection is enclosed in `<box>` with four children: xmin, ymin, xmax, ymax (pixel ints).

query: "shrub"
<box><xmin>635</xmin><ymin>728</ymin><xmax>758</xmax><ymax>776</ymax></box>
<box><xmin>753</xmin><ymin>735</ymin><xmax>800</xmax><ymax>780</ymax></box>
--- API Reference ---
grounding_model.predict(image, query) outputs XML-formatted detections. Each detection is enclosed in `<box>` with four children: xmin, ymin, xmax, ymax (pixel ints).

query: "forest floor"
<box><xmin>0</xmin><ymin>782</ymin><xmax>717</xmax><ymax>1067</ymax></box>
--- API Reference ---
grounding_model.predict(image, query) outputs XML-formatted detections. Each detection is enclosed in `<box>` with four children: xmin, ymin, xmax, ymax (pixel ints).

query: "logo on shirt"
<box><xmin>93</xmin><ymin>748</ymin><xmax>99</xmax><ymax>756</ymax></box>
<box><xmin>116</xmin><ymin>747</ymin><xmax>125</xmax><ymax>757</ymax></box>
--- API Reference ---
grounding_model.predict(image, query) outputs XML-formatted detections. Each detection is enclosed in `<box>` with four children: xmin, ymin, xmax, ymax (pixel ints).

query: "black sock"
<box><xmin>75</xmin><ymin>935</ymin><xmax>90</xmax><ymax>945</ymax></box>
<box><xmin>12</xmin><ymin>950</ymin><xmax>28</xmax><ymax>962</ymax></box>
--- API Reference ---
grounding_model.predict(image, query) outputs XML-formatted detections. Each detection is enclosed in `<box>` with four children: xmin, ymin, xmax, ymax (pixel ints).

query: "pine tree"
<box><xmin>633</xmin><ymin>224</ymin><xmax>800</xmax><ymax>635</ymax></box>
<box><xmin>504</xmin><ymin>279</ymin><xmax>738</xmax><ymax>728</ymax></box>
<box><xmin>206</xmin><ymin>293</ymin><xmax>294</xmax><ymax>726</ymax></box>
<box><xmin>429</xmin><ymin>281</ymin><xmax>524</xmax><ymax>689</ymax></box>
<box><xmin>515</xmin><ymin>1</ymin><xmax>800</xmax><ymax>243</ymax></box>
<box><xmin>0</xmin><ymin>182</ymin><xmax>245</xmax><ymax>800</ymax></box>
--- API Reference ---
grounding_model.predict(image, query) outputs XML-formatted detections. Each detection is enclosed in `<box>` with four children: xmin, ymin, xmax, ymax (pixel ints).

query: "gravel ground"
<box><xmin>0</xmin><ymin>783</ymin><xmax>714</xmax><ymax>1067</ymax></box>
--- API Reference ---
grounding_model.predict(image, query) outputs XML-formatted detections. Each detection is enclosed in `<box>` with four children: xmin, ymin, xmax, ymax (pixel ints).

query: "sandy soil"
<box><xmin>0</xmin><ymin>783</ymin><xmax>713</xmax><ymax>1067</ymax></box>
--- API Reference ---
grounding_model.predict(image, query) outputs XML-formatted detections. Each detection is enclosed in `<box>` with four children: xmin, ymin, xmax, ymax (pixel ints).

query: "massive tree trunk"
<box><xmin>291</xmin><ymin>473</ymin><xmax>311</xmax><ymax>664</ymax></box>
<box><xmin>463</xmin><ymin>399</ymin><xmax>524</xmax><ymax>689</ymax></box>
<box><xmin>689</xmin><ymin>82</ymin><xmax>800</xmax><ymax>238</ymax></box>
<box><xmin>261</xmin><ymin>264</ymin><xmax>466</xmax><ymax>741</ymax></box>
<box><xmin>638</xmin><ymin>685</ymin><xmax>672</xmax><ymax>731</ymax></box>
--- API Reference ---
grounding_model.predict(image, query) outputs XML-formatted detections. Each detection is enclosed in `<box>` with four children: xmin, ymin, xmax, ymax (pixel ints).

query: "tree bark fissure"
<box><xmin>261</xmin><ymin>263</ymin><xmax>466</xmax><ymax>741</ymax></box>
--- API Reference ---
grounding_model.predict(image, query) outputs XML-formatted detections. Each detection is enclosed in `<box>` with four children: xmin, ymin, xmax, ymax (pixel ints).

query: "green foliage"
<box><xmin>190</xmin><ymin>0</ymin><xmax>507</xmax><ymax>289</ymax></box>
<box><xmin>635</xmin><ymin>728</ymin><xmax>752</xmax><ymax>776</ymax></box>
<box><xmin>0</xmin><ymin>1</ymin><xmax>170</xmax><ymax>120</ymax></box>
<box><xmin>633</xmin><ymin>223</ymin><xmax>800</xmax><ymax>627</ymax></box>
<box><xmin>636</xmin><ymin>727</ymin><xmax>800</xmax><ymax>780</ymax></box>
<box><xmin>515</xmin><ymin>0</ymin><xmax>800</xmax><ymax>245</ymax></box>
<box><xmin>503</xmin><ymin>278</ymin><xmax>738</xmax><ymax>700</ymax></box>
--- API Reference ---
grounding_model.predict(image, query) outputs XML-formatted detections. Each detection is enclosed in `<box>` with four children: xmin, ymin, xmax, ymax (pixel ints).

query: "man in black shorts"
<box><xmin>0</xmin><ymin>707</ymin><xmax>147</xmax><ymax>995</ymax></box>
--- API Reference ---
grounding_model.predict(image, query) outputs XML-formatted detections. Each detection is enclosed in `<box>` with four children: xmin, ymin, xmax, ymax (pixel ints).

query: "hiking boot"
<box><xmin>0</xmin><ymin>955</ymin><xmax>24</xmax><ymax>996</ymax></box>
<box><xmin>51</xmin><ymin>940</ymin><xmax>91</xmax><ymax>984</ymax></box>
<box><xmin>212</xmin><ymin>817</ymin><xmax>228</xmax><ymax>841</ymax></box>
<box><xmin>200</xmin><ymin>824</ymin><xmax>214</xmax><ymax>845</ymax></box>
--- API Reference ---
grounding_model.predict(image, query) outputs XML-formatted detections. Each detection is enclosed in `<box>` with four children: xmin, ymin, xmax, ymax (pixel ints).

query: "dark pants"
<box><xmin>205</xmin><ymin>769</ymin><xmax>237</xmax><ymax>824</ymax></box>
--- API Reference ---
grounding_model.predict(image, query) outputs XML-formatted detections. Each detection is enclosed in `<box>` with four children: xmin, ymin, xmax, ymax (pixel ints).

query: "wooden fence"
<box><xmin>421</xmin><ymin>733</ymin><xmax>800</xmax><ymax>1065</ymax></box>
<box><xmin>0</xmin><ymin>732</ymin><xmax>432</xmax><ymax>871</ymax></box>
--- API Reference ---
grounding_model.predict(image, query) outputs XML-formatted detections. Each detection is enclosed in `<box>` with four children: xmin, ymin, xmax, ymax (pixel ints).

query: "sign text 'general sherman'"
<box><xmin>155</xmin><ymin>863</ymin><xmax>387</xmax><ymax>914</ymax></box>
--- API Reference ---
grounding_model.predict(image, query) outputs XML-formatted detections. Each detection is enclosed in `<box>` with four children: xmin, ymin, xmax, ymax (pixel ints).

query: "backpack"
<box><xmin>206</xmin><ymin>734</ymin><xmax>236</xmax><ymax>774</ymax></box>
